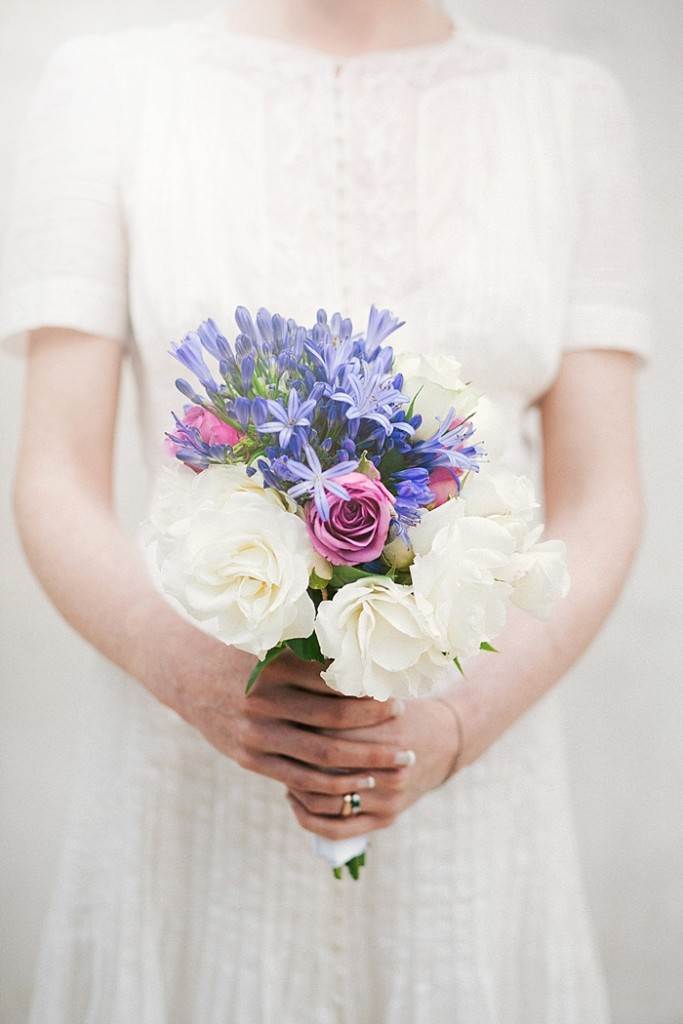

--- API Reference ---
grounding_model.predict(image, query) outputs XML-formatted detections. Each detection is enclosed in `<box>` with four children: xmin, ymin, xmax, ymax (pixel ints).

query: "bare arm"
<box><xmin>14</xmin><ymin>328</ymin><xmax>407</xmax><ymax>806</ymax></box>
<box><xmin>14</xmin><ymin>328</ymin><xmax>181</xmax><ymax>694</ymax></box>
<box><xmin>444</xmin><ymin>348</ymin><xmax>645</xmax><ymax>766</ymax></box>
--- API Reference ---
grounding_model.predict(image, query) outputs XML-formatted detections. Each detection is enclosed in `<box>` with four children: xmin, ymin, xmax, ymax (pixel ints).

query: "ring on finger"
<box><xmin>340</xmin><ymin>792</ymin><xmax>362</xmax><ymax>817</ymax></box>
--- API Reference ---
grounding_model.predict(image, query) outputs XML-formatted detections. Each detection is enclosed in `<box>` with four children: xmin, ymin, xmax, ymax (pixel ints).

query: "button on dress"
<box><xmin>0</xmin><ymin>10</ymin><xmax>651</xmax><ymax>1023</ymax></box>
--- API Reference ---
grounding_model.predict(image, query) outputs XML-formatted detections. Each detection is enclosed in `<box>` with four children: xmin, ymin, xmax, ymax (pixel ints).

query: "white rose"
<box><xmin>314</xmin><ymin>577</ymin><xmax>452</xmax><ymax>700</ymax></box>
<box><xmin>152</xmin><ymin>475</ymin><xmax>323</xmax><ymax>659</ymax></box>
<box><xmin>394</xmin><ymin>350</ymin><xmax>480</xmax><ymax>441</ymax></box>
<box><xmin>505</xmin><ymin>532</ymin><xmax>570</xmax><ymax>620</ymax></box>
<box><xmin>143</xmin><ymin>461</ymin><xmax>195</xmax><ymax>555</ymax></box>
<box><xmin>460</xmin><ymin>466</ymin><xmax>538</xmax><ymax>550</ymax></box>
<box><xmin>190</xmin><ymin>462</ymin><xmax>284</xmax><ymax>511</ymax></box>
<box><xmin>471</xmin><ymin>395</ymin><xmax>506</xmax><ymax>462</ymax></box>
<box><xmin>460</xmin><ymin>466</ymin><xmax>536</xmax><ymax>519</ymax></box>
<box><xmin>145</xmin><ymin>462</ymin><xmax>287</xmax><ymax>563</ymax></box>
<box><xmin>459</xmin><ymin>467</ymin><xmax>570</xmax><ymax>619</ymax></box>
<box><xmin>408</xmin><ymin>490</ymin><xmax>466</xmax><ymax>554</ymax></box>
<box><xmin>410</xmin><ymin>501</ymin><xmax>514</xmax><ymax>660</ymax></box>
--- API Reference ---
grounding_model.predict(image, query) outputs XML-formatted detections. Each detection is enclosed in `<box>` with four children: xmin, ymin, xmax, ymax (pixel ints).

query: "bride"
<box><xmin>2</xmin><ymin>0</ymin><xmax>650</xmax><ymax>1020</ymax></box>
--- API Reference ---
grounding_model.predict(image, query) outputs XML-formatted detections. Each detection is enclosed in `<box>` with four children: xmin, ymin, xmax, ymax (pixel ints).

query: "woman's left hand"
<box><xmin>286</xmin><ymin>697</ymin><xmax>461</xmax><ymax>840</ymax></box>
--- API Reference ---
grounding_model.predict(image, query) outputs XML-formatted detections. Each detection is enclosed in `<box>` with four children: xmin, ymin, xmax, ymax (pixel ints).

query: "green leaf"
<box><xmin>330</xmin><ymin>565</ymin><xmax>383</xmax><ymax>588</ymax></box>
<box><xmin>453</xmin><ymin>656</ymin><xmax>464</xmax><ymax>677</ymax></box>
<box><xmin>377</xmin><ymin>446</ymin><xmax>405</xmax><ymax>481</ymax></box>
<box><xmin>245</xmin><ymin>644</ymin><xmax>285</xmax><ymax>694</ymax></box>
<box><xmin>332</xmin><ymin>866</ymin><xmax>343</xmax><ymax>880</ymax></box>
<box><xmin>347</xmin><ymin>856</ymin><xmax>360</xmax><ymax>880</ymax></box>
<box><xmin>286</xmin><ymin>634</ymin><xmax>324</xmax><ymax>663</ymax></box>
<box><xmin>479</xmin><ymin>641</ymin><xmax>498</xmax><ymax>653</ymax></box>
<box><xmin>404</xmin><ymin>384</ymin><xmax>424</xmax><ymax>422</ymax></box>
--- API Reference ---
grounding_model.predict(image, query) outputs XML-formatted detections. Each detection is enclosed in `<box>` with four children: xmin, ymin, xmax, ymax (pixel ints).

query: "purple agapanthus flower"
<box><xmin>197</xmin><ymin>318</ymin><xmax>234</xmax><ymax>362</ymax></box>
<box><xmin>170</xmin><ymin>332</ymin><xmax>219</xmax><ymax>393</ymax></box>
<box><xmin>331</xmin><ymin>364</ymin><xmax>409</xmax><ymax>435</ymax></box>
<box><xmin>364</xmin><ymin>305</ymin><xmax>405</xmax><ymax>358</ymax></box>
<box><xmin>256</xmin><ymin>389</ymin><xmax>318</xmax><ymax>449</ymax></box>
<box><xmin>391</xmin><ymin>467</ymin><xmax>434</xmax><ymax>529</ymax></box>
<box><xmin>286</xmin><ymin>444</ymin><xmax>358</xmax><ymax>521</ymax></box>
<box><xmin>411</xmin><ymin>408</ymin><xmax>483</xmax><ymax>474</ymax></box>
<box><xmin>305</xmin><ymin>311</ymin><xmax>357</xmax><ymax>384</ymax></box>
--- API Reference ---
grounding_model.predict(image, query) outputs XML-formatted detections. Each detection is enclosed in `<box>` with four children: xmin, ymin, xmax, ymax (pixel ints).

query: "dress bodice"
<box><xmin>0</xmin><ymin>10</ymin><xmax>652</xmax><ymax>478</ymax></box>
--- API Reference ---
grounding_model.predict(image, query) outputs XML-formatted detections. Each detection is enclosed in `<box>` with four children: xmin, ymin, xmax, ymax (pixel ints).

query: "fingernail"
<box><xmin>360</xmin><ymin>776</ymin><xmax>376</xmax><ymax>789</ymax></box>
<box><xmin>391</xmin><ymin>698</ymin><xmax>406</xmax><ymax>717</ymax></box>
<box><xmin>394</xmin><ymin>750</ymin><xmax>416</xmax><ymax>767</ymax></box>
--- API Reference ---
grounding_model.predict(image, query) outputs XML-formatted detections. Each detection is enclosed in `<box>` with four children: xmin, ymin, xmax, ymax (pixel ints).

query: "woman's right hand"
<box><xmin>164</xmin><ymin>636</ymin><xmax>411</xmax><ymax>797</ymax></box>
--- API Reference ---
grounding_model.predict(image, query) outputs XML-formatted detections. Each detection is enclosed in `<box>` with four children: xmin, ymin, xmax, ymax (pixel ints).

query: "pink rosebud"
<box><xmin>165</xmin><ymin>406</ymin><xmax>243</xmax><ymax>457</ymax></box>
<box><xmin>427</xmin><ymin>414</ymin><xmax>466</xmax><ymax>506</ymax></box>
<box><xmin>428</xmin><ymin>466</ymin><xmax>462</xmax><ymax>508</ymax></box>
<box><xmin>305</xmin><ymin>472</ymin><xmax>395</xmax><ymax>566</ymax></box>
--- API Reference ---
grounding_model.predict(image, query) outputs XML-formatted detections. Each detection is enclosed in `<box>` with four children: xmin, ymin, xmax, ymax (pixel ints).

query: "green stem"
<box><xmin>245</xmin><ymin>644</ymin><xmax>286</xmax><ymax>694</ymax></box>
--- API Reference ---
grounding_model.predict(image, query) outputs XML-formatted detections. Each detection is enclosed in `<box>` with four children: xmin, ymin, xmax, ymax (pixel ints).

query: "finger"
<box><xmin>247</xmin><ymin>687</ymin><xmax>403</xmax><ymax>730</ymax></box>
<box><xmin>260</xmin><ymin>653</ymin><xmax>333</xmax><ymax>694</ymax></box>
<box><xmin>316</xmin><ymin>718</ymin><xmax>406</xmax><ymax>744</ymax></box>
<box><xmin>286</xmin><ymin>792</ymin><xmax>392</xmax><ymax>840</ymax></box>
<box><xmin>253</xmin><ymin>719</ymin><xmax>413</xmax><ymax>771</ymax></box>
<box><xmin>243</xmin><ymin>752</ymin><xmax>379</xmax><ymax>795</ymax></box>
<box><xmin>287</xmin><ymin>777</ymin><xmax>407</xmax><ymax>817</ymax></box>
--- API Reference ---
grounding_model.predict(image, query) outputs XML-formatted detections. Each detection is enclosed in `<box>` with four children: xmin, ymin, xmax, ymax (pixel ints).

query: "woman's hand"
<box><xmin>167</xmin><ymin>641</ymin><xmax>417</xmax><ymax>799</ymax></box>
<box><xmin>285</xmin><ymin>696</ymin><xmax>462</xmax><ymax>840</ymax></box>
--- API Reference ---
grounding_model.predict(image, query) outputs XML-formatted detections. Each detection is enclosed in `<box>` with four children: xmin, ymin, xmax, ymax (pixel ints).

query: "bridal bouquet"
<box><xmin>147</xmin><ymin>304</ymin><xmax>569</xmax><ymax>878</ymax></box>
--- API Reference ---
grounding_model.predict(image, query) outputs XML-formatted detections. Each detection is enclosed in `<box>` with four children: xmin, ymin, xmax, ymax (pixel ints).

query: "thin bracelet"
<box><xmin>435</xmin><ymin>697</ymin><xmax>465</xmax><ymax>784</ymax></box>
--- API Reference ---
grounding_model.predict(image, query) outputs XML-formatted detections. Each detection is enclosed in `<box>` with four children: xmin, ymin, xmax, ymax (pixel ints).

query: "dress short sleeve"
<box><xmin>562</xmin><ymin>58</ymin><xmax>653</xmax><ymax>364</ymax></box>
<box><xmin>0</xmin><ymin>36</ymin><xmax>129</xmax><ymax>356</ymax></box>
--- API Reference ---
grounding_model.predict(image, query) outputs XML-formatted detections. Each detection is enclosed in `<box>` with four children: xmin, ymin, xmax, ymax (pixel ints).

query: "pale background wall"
<box><xmin>0</xmin><ymin>1</ymin><xmax>681</xmax><ymax>1021</ymax></box>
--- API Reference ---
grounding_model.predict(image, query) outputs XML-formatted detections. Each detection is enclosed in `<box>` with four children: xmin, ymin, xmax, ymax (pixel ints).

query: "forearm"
<box><xmin>445</xmin><ymin>494</ymin><xmax>644</xmax><ymax>766</ymax></box>
<box><xmin>13</xmin><ymin>464</ymin><xmax>214</xmax><ymax>708</ymax></box>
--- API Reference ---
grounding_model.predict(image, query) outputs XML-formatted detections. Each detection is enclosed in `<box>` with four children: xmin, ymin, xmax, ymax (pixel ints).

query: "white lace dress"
<box><xmin>0</xmin><ymin>10</ymin><xmax>651</xmax><ymax>1023</ymax></box>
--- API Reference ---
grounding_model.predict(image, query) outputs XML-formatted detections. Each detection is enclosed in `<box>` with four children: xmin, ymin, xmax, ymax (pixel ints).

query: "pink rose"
<box><xmin>428</xmin><ymin>466</ymin><xmax>462</xmax><ymax>507</ymax></box>
<box><xmin>165</xmin><ymin>406</ymin><xmax>242</xmax><ymax>457</ymax></box>
<box><xmin>305</xmin><ymin>472</ymin><xmax>395</xmax><ymax>566</ymax></box>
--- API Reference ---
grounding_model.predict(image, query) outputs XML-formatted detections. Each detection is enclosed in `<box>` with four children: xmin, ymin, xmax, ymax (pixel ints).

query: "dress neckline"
<box><xmin>199</xmin><ymin>8</ymin><xmax>476</xmax><ymax>71</ymax></box>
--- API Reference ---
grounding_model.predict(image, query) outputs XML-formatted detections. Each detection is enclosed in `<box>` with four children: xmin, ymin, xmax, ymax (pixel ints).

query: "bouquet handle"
<box><xmin>311</xmin><ymin>834</ymin><xmax>369</xmax><ymax>879</ymax></box>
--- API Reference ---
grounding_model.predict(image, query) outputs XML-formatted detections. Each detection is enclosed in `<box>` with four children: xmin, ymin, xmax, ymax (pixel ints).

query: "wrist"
<box><xmin>434</xmin><ymin>696</ymin><xmax>465</xmax><ymax>785</ymax></box>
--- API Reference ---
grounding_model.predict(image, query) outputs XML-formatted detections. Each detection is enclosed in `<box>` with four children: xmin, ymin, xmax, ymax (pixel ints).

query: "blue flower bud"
<box><xmin>233</xmin><ymin>396</ymin><xmax>251</xmax><ymax>429</ymax></box>
<box><xmin>241</xmin><ymin>354</ymin><xmax>255</xmax><ymax>390</ymax></box>
<box><xmin>256</xmin><ymin>307</ymin><xmax>274</xmax><ymax>344</ymax></box>
<box><xmin>272</xmin><ymin>314</ymin><xmax>285</xmax><ymax>348</ymax></box>
<box><xmin>289</xmin><ymin>434</ymin><xmax>303</xmax><ymax>460</ymax></box>
<box><xmin>251</xmin><ymin>397</ymin><xmax>268</xmax><ymax>425</ymax></box>
<box><xmin>235</xmin><ymin>334</ymin><xmax>254</xmax><ymax>359</ymax></box>
<box><xmin>175</xmin><ymin>378</ymin><xmax>198</xmax><ymax>400</ymax></box>
<box><xmin>198</xmin><ymin>319</ymin><xmax>232</xmax><ymax>360</ymax></box>
<box><xmin>234</xmin><ymin>306</ymin><xmax>257</xmax><ymax>345</ymax></box>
